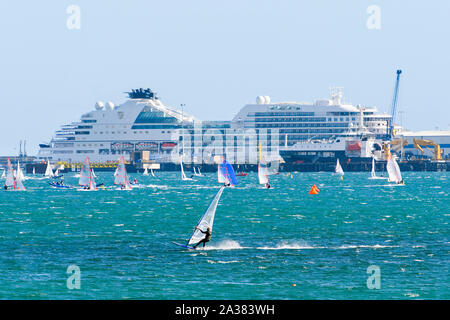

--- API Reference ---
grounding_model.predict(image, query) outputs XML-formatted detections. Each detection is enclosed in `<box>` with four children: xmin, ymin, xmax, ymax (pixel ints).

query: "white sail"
<box><xmin>16</xmin><ymin>161</ymin><xmax>25</xmax><ymax>181</ymax></box>
<box><xmin>4</xmin><ymin>159</ymin><xmax>15</xmax><ymax>188</ymax></box>
<box><xmin>217</xmin><ymin>164</ymin><xmax>227</xmax><ymax>184</ymax></box>
<box><xmin>79</xmin><ymin>157</ymin><xmax>91</xmax><ymax>186</ymax></box>
<box><xmin>151</xmin><ymin>168</ymin><xmax>155</xmax><ymax>177</ymax></box>
<box><xmin>114</xmin><ymin>156</ymin><xmax>133</xmax><ymax>189</ymax></box>
<box><xmin>91</xmin><ymin>168</ymin><xmax>97</xmax><ymax>178</ymax></box>
<box><xmin>180</xmin><ymin>159</ymin><xmax>192</xmax><ymax>180</ymax></box>
<box><xmin>1</xmin><ymin>169</ymin><xmax>5</xmax><ymax>179</ymax></box>
<box><xmin>371</xmin><ymin>158</ymin><xmax>376</xmax><ymax>178</ymax></box>
<box><xmin>15</xmin><ymin>169</ymin><xmax>26</xmax><ymax>191</ymax></box>
<box><xmin>187</xmin><ymin>186</ymin><xmax>225</xmax><ymax>247</ymax></box>
<box><xmin>180</xmin><ymin>160</ymin><xmax>187</xmax><ymax>180</ymax></box>
<box><xmin>88</xmin><ymin>170</ymin><xmax>97</xmax><ymax>190</ymax></box>
<box><xmin>32</xmin><ymin>167</ymin><xmax>35</xmax><ymax>175</ymax></box>
<box><xmin>44</xmin><ymin>160</ymin><xmax>54</xmax><ymax>177</ymax></box>
<box><xmin>335</xmin><ymin>159</ymin><xmax>344</xmax><ymax>176</ymax></box>
<box><xmin>387</xmin><ymin>155</ymin><xmax>402</xmax><ymax>183</ymax></box>
<box><xmin>143</xmin><ymin>167</ymin><xmax>149</xmax><ymax>176</ymax></box>
<box><xmin>258</xmin><ymin>163</ymin><xmax>269</xmax><ymax>185</ymax></box>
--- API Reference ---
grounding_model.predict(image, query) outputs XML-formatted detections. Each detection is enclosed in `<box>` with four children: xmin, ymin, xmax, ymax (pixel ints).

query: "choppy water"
<box><xmin>0</xmin><ymin>171</ymin><xmax>448</xmax><ymax>299</ymax></box>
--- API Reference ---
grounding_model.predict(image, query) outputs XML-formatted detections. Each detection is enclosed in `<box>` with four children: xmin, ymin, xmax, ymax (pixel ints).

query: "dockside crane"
<box><xmin>387</xmin><ymin>69</ymin><xmax>402</xmax><ymax>138</ymax></box>
<box><xmin>413</xmin><ymin>138</ymin><xmax>443</xmax><ymax>161</ymax></box>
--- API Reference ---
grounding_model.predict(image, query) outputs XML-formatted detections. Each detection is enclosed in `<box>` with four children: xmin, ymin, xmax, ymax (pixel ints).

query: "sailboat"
<box><xmin>172</xmin><ymin>186</ymin><xmax>225</xmax><ymax>250</ymax></box>
<box><xmin>78</xmin><ymin>157</ymin><xmax>97</xmax><ymax>191</ymax></box>
<box><xmin>369</xmin><ymin>158</ymin><xmax>385</xmax><ymax>180</ymax></box>
<box><xmin>114</xmin><ymin>156</ymin><xmax>133</xmax><ymax>190</ymax></box>
<box><xmin>387</xmin><ymin>154</ymin><xmax>403</xmax><ymax>184</ymax></box>
<box><xmin>258</xmin><ymin>143</ymin><xmax>271</xmax><ymax>188</ymax></box>
<box><xmin>180</xmin><ymin>158</ymin><xmax>193</xmax><ymax>181</ymax></box>
<box><xmin>150</xmin><ymin>168</ymin><xmax>155</xmax><ymax>177</ymax></box>
<box><xmin>15</xmin><ymin>161</ymin><xmax>27</xmax><ymax>181</ymax></box>
<box><xmin>91</xmin><ymin>168</ymin><xmax>97</xmax><ymax>178</ymax></box>
<box><xmin>4</xmin><ymin>158</ymin><xmax>26</xmax><ymax>191</ymax></box>
<box><xmin>193</xmin><ymin>167</ymin><xmax>204</xmax><ymax>177</ymax></box>
<box><xmin>335</xmin><ymin>159</ymin><xmax>344</xmax><ymax>179</ymax></box>
<box><xmin>143</xmin><ymin>167</ymin><xmax>149</xmax><ymax>176</ymax></box>
<box><xmin>1</xmin><ymin>168</ymin><xmax>5</xmax><ymax>179</ymax></box>
<box><xmin>44</xmin><ymin>159</ymin><xmax>54</xmax><ymax>178</ymax></box>
<box><xmin>217</xmin><ymin>158</ymin><xmax>238</xmax><ymax>186</ymax></box>
<box><xmin>32</xmin><ymin>167</ymin><xmax>35</xmax><ymax>175</ymax></box>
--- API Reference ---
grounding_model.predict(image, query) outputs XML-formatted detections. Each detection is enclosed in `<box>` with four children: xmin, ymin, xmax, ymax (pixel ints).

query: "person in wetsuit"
<box><xmin>265</xmin><ymin>183</ymin><xmax>271</xmax><ymax>189</ymax></box>
<box><xmin>193</xmin><ymin>226</ymin><xmax>212</xmax><ymax>248</ymax></box>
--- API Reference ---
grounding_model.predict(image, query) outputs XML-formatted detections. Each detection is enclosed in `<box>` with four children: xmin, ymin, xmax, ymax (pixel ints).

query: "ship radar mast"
<box><xmin>126</xmin><ymin>88</ymin><xmax>158</xmax><ymax>99</ymax></box>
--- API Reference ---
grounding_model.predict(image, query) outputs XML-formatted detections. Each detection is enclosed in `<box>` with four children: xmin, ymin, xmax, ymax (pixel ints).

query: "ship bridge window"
<box><xmin>134</xmin><ymin>106</ymin><xmax>178</xmax><ymax>124</ymax></box>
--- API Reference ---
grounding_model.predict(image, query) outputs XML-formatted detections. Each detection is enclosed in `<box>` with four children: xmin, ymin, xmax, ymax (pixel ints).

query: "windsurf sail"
<box><xmin>79</xmin><ymin>157</ymin><xmax>91</xmax><ymax>186</ymax></box>
<box><xmin>387</xmin><ymin>155</ymin><xmax>402</xmax><ymax>183</ymax></box>
<box><xmin>44</xmin><ymin>159</ymin><xmax>54</xmax><ymax>177</ymax></box>
<box><xmin>114</xmin><ymin>156</ymin><xmax>132</xmax><ymax>189</ymax></box>
<box><xmin>4</xmin><ymin>159</ymin><xmax>15</xmax><ymax>188</ymax></box>
<box><xmin>218</xmin><ymin>159</ymin><xmax>238</xmax><ymax>186</ymax></box>
<box><xmin>335</xmin><ymin>159</ymin><xmax>344</xmax><ymax>176</ymax></box>
<box><xmin>79</xmin><ymin>157</ymin><xmax>96</xmax><ymax>190</ymax></box>
<box><xmin>187</xmin><ymin>186</ymin><xmax>225</xmax><ymax>247</ymax></box>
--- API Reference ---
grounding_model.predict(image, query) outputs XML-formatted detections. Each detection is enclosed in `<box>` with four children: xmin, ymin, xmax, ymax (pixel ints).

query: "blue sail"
<box><xmin>219</xmin><ymin>160</ymin><xmax>238</xmax><ymax>186</ymax></box>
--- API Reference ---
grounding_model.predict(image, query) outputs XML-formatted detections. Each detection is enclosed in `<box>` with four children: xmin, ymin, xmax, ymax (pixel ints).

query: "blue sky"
<box><xmin>0</xmin><ymin>1</ymin><xmax>449</xmax><ymax>155</ymax></box>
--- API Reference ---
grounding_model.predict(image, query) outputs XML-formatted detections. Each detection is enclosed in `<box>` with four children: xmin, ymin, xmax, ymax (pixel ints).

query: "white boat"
<box><xmin>78</xmin><ymin>157</ymin><xmax>97</xmax><ymax>191</ymax></box>
<box><xmin>193</xmin><ymin>167</ymin><xmax>204</xmax><ymax>177</ymax></box>
<box><xmin>4</xmin><ymin>158</ymin><xmax>26</xmax><ymax>191</ymax></box>
<box><xmin>387</xmin><ymin>155</ymin><xmax>403</xmax><ymax>184</ymax></box>
<box><xmin>257</xmin><ymin>143</ymin><xmax>271</xmax><ymax>188</ymax></box>
<box><xmin>15</xmin><ymin>161</ymin><xmax>27</xmax><ymax>181</ymax></box>
<box><xmin>369</xmin><ymin>158</ymin><xmax>385</xmax><ymax>180</ymax></box>
<box><xmin>335</xmin><ymin>159</ymin><xmax>344</xmax><ymax>178</ymax></box>
<box><xmin>114</xmin><ymin>156</ymin><xmax>133</xmax><ymax>190</ymax></box>
<box><xmin>180</xmin><ymin>158</ymin><xmax>193</xmax><ymax>181</ymax></box>
<box><xmin>44</xmin><ymin>159</ymin><xmax>54</xmax><ymax>178</ymax></box>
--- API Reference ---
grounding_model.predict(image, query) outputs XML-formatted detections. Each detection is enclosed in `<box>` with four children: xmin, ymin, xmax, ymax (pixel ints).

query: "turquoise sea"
<box><xmin>0</xmin><ymin>171</ymin><xmax>448</xmax><ymax>299</ymax></box>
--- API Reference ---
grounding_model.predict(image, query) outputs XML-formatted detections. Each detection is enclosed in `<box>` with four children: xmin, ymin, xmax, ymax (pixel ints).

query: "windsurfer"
<box><xmin>193</xmin><ymin>226</ymin><xmax>212</xmax><ymax>248</ymax></box>
<box><xmin>265</xmin><ymin>183</ymin><xmax>271</xmax><ymax>189</ymax></box>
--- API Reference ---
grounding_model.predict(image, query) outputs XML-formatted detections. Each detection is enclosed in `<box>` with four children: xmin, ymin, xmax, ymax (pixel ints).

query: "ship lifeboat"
<box><xmin>347</xmin><ymin>141</ymin><xmax>362</xmax><ymax>151</ymax></box>
<box><xmin>161</xmin><ymin>142</ymin><xmax>177</xmax><ymax>149</ymax></box>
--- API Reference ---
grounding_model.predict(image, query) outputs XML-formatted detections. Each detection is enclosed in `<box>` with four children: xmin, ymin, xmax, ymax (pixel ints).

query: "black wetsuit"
<box><xmin>194</xmin><ymin>229</ymin><xmax>212</xmax><ymax>248</ymax></box>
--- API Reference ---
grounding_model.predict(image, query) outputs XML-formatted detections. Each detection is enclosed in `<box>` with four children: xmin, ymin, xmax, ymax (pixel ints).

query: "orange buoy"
<box><xmin>309</xmin><ymin>185</ymin><xmax>319</xmax><ymax>194</ymax></box>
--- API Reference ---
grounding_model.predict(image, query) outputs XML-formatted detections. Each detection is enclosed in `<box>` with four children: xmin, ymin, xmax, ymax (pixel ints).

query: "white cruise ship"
<box><xmin>232</xmin><ymin>89</ymin><xmax>391</xmax><ymax>146</ymax></box>
<box><xmin>38</xmin><ymin>89</ymin><xmax>197</xmax><ymax>163</ymax></box>
<box><xmin>38</xmin><ymin>88</ymin><xmax>392</xmax><ymax>164</ymax></box>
